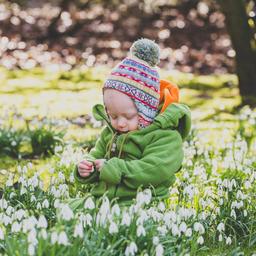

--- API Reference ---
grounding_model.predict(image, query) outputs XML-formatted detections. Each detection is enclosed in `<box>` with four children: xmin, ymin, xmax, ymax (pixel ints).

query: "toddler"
<box><xmin>75</xmin><ymin>38</ymin><xmax>191</xmax><ymax>204</ymax></box>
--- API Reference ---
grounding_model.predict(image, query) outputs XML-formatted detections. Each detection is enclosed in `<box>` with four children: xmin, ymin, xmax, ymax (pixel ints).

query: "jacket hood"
<box><xmin>92</xmin><ymin>103</ymin><xmax>191</xmax><ymax>140</ymax></box>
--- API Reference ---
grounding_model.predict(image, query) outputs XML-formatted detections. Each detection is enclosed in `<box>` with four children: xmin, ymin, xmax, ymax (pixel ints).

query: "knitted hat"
<box><xmin>103</xmin><ymin>38</ymin><xmax>160</xmax><ymax>129</ymax></box>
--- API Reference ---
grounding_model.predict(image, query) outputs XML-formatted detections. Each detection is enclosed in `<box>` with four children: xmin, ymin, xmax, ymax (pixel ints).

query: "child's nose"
<box><xmin>117</xmin><ymin>118</ymin><xmax>126</xmax><ymax>128</ymax></box>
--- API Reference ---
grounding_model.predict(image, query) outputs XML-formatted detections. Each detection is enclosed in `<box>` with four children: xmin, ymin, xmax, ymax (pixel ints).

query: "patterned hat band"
<box><xmin>103</xmin><ymin>56</ymin><xmax>160</xmax><ymax>129</ymax></box>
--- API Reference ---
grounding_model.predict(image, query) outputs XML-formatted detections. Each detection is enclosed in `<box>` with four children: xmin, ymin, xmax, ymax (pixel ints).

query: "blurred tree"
<box><xmin>217</xmin><ymin>0</ymin><xmax>256</xmax><ymax>106</ymax></box>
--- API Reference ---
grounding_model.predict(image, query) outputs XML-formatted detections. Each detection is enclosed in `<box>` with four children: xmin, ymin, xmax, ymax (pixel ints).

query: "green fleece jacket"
<box><xmin>74</xmin><ymin>103</ymin><xmax>191</xmax><ymax>203</ymax></box>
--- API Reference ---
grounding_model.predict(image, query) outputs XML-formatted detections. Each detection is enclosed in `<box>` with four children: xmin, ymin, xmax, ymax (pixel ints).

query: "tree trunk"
<box><xmin>218</xmin><ymin>0</ymin><xmax>256</xmax><ymax>106</ymax></box>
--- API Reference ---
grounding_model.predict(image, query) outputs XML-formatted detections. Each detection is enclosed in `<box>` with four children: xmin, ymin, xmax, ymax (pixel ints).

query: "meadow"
<box><xmin>0</xmin><ymin>66</ymin><xmax>255</xmax><ymax>255</ymax></box>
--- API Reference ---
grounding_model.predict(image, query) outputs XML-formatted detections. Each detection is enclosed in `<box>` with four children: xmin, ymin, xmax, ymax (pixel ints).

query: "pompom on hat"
<box><xmin>103</xmin><ymin>38</ymin><xmax>161</xmax><ymax>129</ymax></box>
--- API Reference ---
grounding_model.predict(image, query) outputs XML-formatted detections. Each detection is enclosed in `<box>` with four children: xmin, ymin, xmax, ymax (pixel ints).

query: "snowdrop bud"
<box><xmin>218</xmin><ymin>234</ymin><xmax>223</xmax><ymax>242</ymax></box>
<box><xmin>0</xmin><ymin>227</ymin><xmax>4</xmax><ymax>240</ymax></box>
<box><xmin>230</xmin><ymin>209</ymin><xmax>236</xmax><ymax>219</ymax></box>
<box><xmin>51</xmin><ymin>231</ymin><xmax>58</xmax><ymax>244</ymax></box>
<box><xmin>197</xmin><ymin>236</ymin><xmax>204</xmax><ymax>245</ymax></box>
<box><xmin>244</xmin><ymin>210</ymin><xmax>248</xmax><ymax>217</ymax></box>
<box><xmin>84</xmin><ymin>197</ymin><xmax>95</xmax><ymax>210</ymax></box>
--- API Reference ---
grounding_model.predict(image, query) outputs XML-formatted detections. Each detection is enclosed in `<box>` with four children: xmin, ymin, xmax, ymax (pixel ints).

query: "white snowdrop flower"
<box><xmin>156</xmin><ymin>243</ymin><xmax>164</xmax><ymax>256</ymax></box>
<box><xmin>244</xmin><ymin>180</ymin><xmax>251</xmax><ymax>189</ymax></box>
<box><xmin>27</xmin><ymin>162</ymin><xmax>33</xmax><ymax>169</ymax></box>
<box><xmin>244</xmin><ymin>210</ymin><xmax>248</xmax><ymax>217</ymax></box>
<box><xmin>3</xmin><ymin>215</ymin><xmax>12</xmax><ymax>226</ymax></box>
<box><xmin>58</xmin><ymin>172</ymin><xmax>65</xmax><ymax>182</ymax></box>
<box><xmin>84</xmin><ymin>197</ymin><xmax>95</xmax><ymax>210</ymax></box>
<box><xmin>153</xmin><ymin>236</ymin><xmax>159</xmax><ymax>245</ymax></box>
<box><xmin>109</xmin><ymin>221</ymin><xmax>118</xmax><ymax>234</ymax></box>
<box><xmin>28</xmin><ymin>244</ymin><xmax>35</xmax><ymax>256</ymax></box>
<box><xmin>125</xmin><ymin>241</ymin><xmax>138</xmax><ymax>256</ymax></box>
<box><xmin>183</xmin><ymin>171</ymin><xmax>190</xmax><ymax>179</ymax></box>
<box><xmin>51</xmin><ymin>231</ymin><xmax>58</xmax><ymax>244</ymax></box>
<box><xmin>219</xmin><ymin>198</ymin><xmax>224</xmax><ymax>205</ymax></box>
<box><xmin>39</xmin><ymin>229</ymin><xmax>47</xmax><ymax>240</ymax></box>
<box><xmin>0</xmin><ymin>199</ymin><xmax>8</xmax><ymax>209</ymax></box>
<box><xmin>170</xmin><ymin>187</ymin><xmax>179</xmax><ymax>195</ymax></box>
<box><xmin>74</xmin><ymin>222</ymin><xmax>83</xmax><ymax>238</ymax></box>
<box><xmin>11</xmin><ymin>221</ymin><xmax>21</xmax><ymax>233</ymax></box>
<box><xmin>15</xmin><ymin>209</ymin><xmax>26</xmax><ymax>221</ymax></box>
<box><xmin>58</xmin><ymin>231</ymin><xmax>69</xmax><ymax>246</ymax></box>
<box><xmin>171</xmin><ymin>224</ymin><xmax>180</xmax><ymax>237</ymax></box>
<box><xmin>9</xmin><ymin>192</ymin><xmax>16</xmax><ymax>199</ymax></box>
<box><xmin>84</xmin><ymin>213</ymin><xmax>93</xmax><ymax>227</ymax></box>
<box><xmin>158</xmin><ymin>202</ymin><xmax>165</xmax><ymax>212</ymax></box>
<box><xmin>37</xmin><ymin>215</ymin><xmax>48</xmax><ymax>229</ymax></box>
<box><xmin>0</xmin><ymin>227</ymin><xmax>4</xmax><ymax>240</ymax></box>
<box><xmin>218</xmin><ymin>234</ymin><xmax>223</xmax><ymax>242</ymax></box>
<box><xmin>179</xmin><ymin>222</ymin><xmax>187</xmax><ymax>233</ymax></box>
<box><xmin>6</xmin><ymin>177</ymin><xmax>13</xmax><ymax>187</ymax></box>
<box><xmin>111</xmin><ymin>204</ymin><xmax>120</xmax><ymax>216</ymax></box>
<box><xmin>157</xmin><ymin>225</ymin><xmax>167</xmax><ymax>235</ymax></box>
<box><xmin>136</xmin><ymin>189</ymin><xmax>152</xmax><ymax>205</ymax></box>
<box><xmin>28</xmin><ymin>229</ymin><xmax>38</xmax><ymax>245</ymax></box>
<box><xmin>54</xmin><ymin>199</ymin><xmax>60</xmax><ymax>208</ymax></box>
<box><xmin>11</xmin><ymin>140</ymin><xmax>17</xmax><ymax>146</ymax></box>
<box><xmin>121</xmin><ymin>212</ymin><xmax>131</xmax><ymax>226</ymax></box>
<box><xmin>197</xmin><ymin>236</ymin><xmax>204</xmax><ymax>245</ymax></box>
<box><xmin>99</xmin><ymin>197</ymin><xmax>110</xmax><ymax>217</ymax></box>
<box><xmin>6</xmin><ymin>206</ymin><xmax>14</xmax><ymax>216</ymax></box>
<box><xmin>185</xmin><ymin>228</ymin><xmax>192</xmax><ymax>237</ymax></box>
<box><xmin>230</xmin><ymin>209</ymin><xmax>236</xmax><ymax>219</ymax></box>
<box><xmin>42</xmin><ymin>199</ymin><xmax>49</xmax><ymax>208</ymax></box>
<box><xmin>226</xmin><ymin>236</ymin><xmax>232</xmax><ymax>245</ymax></box>
<box><xmin>36</xmin><ymin>202</ymin><xmax>42</xmax><ymax>210</ymax></box>
<box><xmin>49</xmin><ymin>168</ymin><xmax>55</xmax><ymax>174</ymax></box>
<box><xmin>59</xmin><ymin>204</ymin><xmax>74</xmax><ymax>221</ymax></box>
<box><xmin>69</xmin><ymin>173</ymin><xmax>75</xmax><ymax>183</ymax></box>
<box><xmin>30</xmin><ymin>195</ymin><xmax>36</xmax><ymax>203</ymax></box>
<box><xmin>137</xmin><ymin>225</ymin><xmax>146</xmax><ymax>237</ymax></box>
<box><xmin>22</xmin><ymin>216</ymin><xmax>37</xmax><ymax>232</ymax></box>
<box><xmin>193</xmin><ymin>222</ymin><xmax>205</xmax><ymax>234</ymax></box>
<box><xmin>217</xmin><ymin>222</ymin><xmax>225</xmax><ymax>232</ymax></box>
<box><xmin>136</xmin><ymin>210</ymin><xmax>149</xmax><ymax>225</ymax></box>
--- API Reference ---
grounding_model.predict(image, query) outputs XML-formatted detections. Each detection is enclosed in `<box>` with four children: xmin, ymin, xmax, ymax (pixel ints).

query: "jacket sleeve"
<box><xmin>74</xmin><ymin>127</ymin><xmax>109</xmax><ymax>184</ymax></box>
<box><xmin>99</xmin><ymin>130</ymin><xmax>183</xmax><ymax>189</ymax></box>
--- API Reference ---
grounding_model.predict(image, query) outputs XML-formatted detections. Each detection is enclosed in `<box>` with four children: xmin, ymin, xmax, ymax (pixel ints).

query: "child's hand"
<box><xmin>78</xmin><ymin>160</ymin><xmax>94</xmax><ymax>177</ymax></box>
<box><xmin>94</xmin><ymin>159</ymin><xmax>107</xmax><ymax>171</ymax></box>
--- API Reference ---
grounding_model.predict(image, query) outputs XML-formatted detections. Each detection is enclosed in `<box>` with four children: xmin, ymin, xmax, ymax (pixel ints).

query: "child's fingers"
<box><xmin>78</xmin><ymin>163</ymin><xmax>93</xmax><ymax>170</ymax></box>
<box><xmin>80</xmin><ymin>160</ymin><xmax>93</xmax><ymax>167</ymax></box>
<box><xmin>78</xmin><ymin>168</ymin><xmax>92</xmax><ymax>177</ymax></box>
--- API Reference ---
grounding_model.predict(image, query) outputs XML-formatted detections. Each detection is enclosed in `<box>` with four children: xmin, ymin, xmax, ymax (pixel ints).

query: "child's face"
<box><xmin>103</xmin><ymin>89</ymin><xmax>139</xmax><ymax>133</ymax></box>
